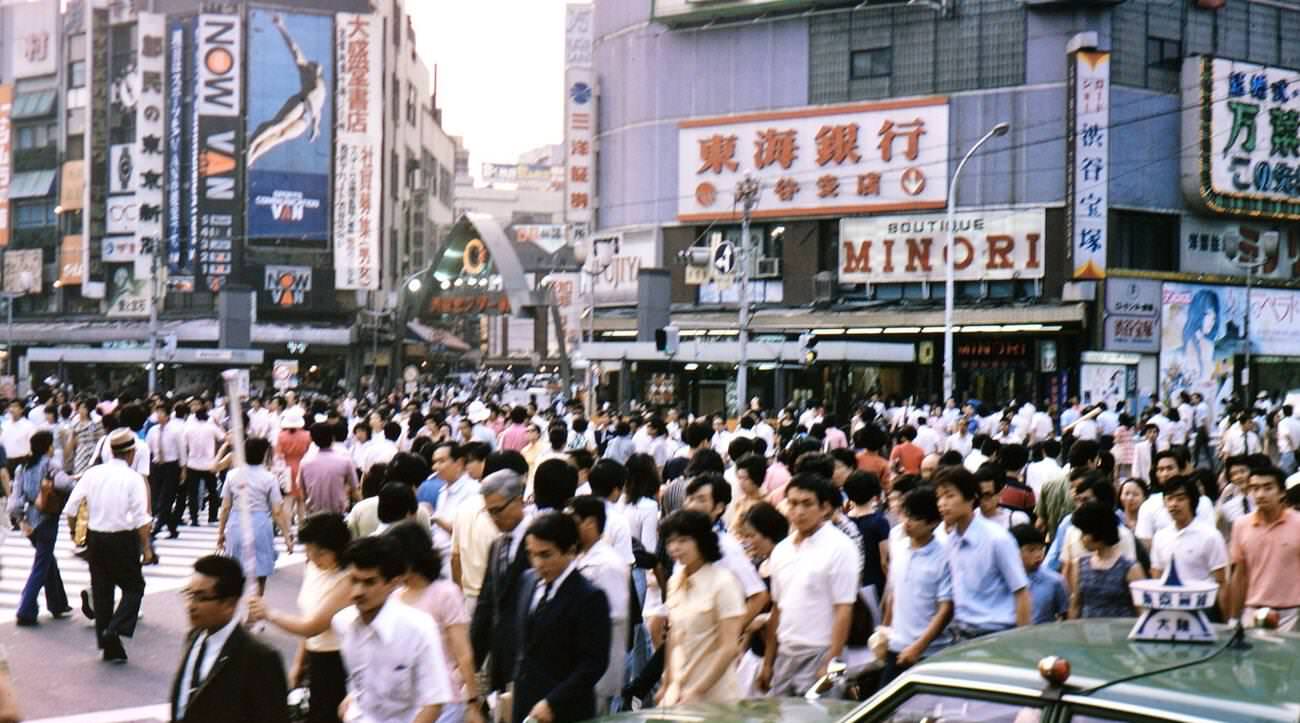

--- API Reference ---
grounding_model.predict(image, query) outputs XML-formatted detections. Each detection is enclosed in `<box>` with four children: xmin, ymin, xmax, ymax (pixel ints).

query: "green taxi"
<box><xmin>593</xmin><ymin>619</ymin><xmax>1300</xmax><ymax>723</ymax></box>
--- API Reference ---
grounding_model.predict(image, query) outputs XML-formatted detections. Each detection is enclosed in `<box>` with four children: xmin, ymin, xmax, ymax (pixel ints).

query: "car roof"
<box><xmin>892</xmin><ymin>620</ymin><xmax>1300</xmax><ymax>722</ymax></box>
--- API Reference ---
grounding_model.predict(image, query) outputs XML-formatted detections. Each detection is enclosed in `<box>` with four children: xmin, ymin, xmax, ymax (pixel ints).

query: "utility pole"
<box><xmin>147</xmin><ymin>240</ymin><xmax>160</xmax><ymax>395</ymax></box>
<box><xmin>735</xmin><ymin>176</ymin><xmax>760</xmax><ymax>419</ymax></box>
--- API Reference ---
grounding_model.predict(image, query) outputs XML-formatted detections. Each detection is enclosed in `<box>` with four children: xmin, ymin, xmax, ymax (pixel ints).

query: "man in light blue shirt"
<box><xmin>935</xmin><ymin>466</ymin><xmax>1031</xmax><ymax>638</ymax></box>
<box><xmin>881</xmin><ymin>487</ymin><xmax>953</xmax><ymax>689</ymax></box>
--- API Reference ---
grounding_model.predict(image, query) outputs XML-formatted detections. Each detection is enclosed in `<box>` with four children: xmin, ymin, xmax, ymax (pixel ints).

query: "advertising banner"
<box><xmin>59</xmin><ymin>236</ymin><xmax>84</xmax><ymax>286</ymax></box>
<box><xmin>264</xmin><ymin>264</ymin><xmax>312</xmax><ymax>307</ymax></box>
<box><xmin>246</xmin><ymin>10</ymin><xmax>332</xmax><ymax>243</ymax></box>
<box><xmin>678</xmin><ymin>98</ymin><xmax>949</xmax><ymax>222</ymax></box>
<box><xmin>1160</xmin><ymin>282</ymin><xmax>1245</xmax><ymax>426</ymax></box>
<box><xmin>106</xmin><ymin>263</ymin><xmax>150</xmax><ymax>317</ymax></box>
<box><xmin>135</xmin><ymin>13</ymin><xmax>166</xmax><ymax>262</ymax></box>
<box><xmin>1080</xmin><ymin>363</ymin><xmax>1129</xmax><ymax>410</ymax></box>
<box><xmin>166</xmin><ymin>16</ymin><xmax>190</xmax><ymax>275</ymax></box>
<box><xmin>83</xmin><ymin>8</ymin><xmax>110</xmax><ymax>297</ymax></box>
<box><xmin>334</xmin><ymin>12</ymin><xmax>380</xmax><ymax>290</ymax></box>
<box><xmin>0</xmin><ymin>85</ymin><xmax>10</xmax><ymax>249</ymax></box>
<box><xmin>60</xmin><ymin>160</ymin><xmax>84</xmax><ymax>212</ymax></box>
<box><xmin>107</xmin><ymin>195</ymin><xmax>137</xmax><ymax>235</ymax></box>
<box><xmin>1180</xmin><ymin>216</ymin><xmax>1300</xmax><ymax>279</ymax></box>
<box><xmin>1066</xmin><ymin>49</ymin><xmax>1110</xmax><ymax>279</ymax></box>
<box><xmin>3</xmin><ymin>249</ymin><xmax>41</xmax><ymax>293</ymax></box>
<box><xmin>1182</xmin><ymin>57</ymin><xmax>1300</xmax><ymax>219</ymax></box>
<box><xmin>102</xmin><ymin>236</ymin><xmax>140</xmax><ymax>263</ymax></box>
<box><xmin>10</xmin><ymin>0</ymin><xmax>57</xmax><ymax>79</ymax></box>
<box><xmin>193</xmin><ymin>13</ymin><xmax>242</xmax><ymax>292</ymax></box>
<box><xmin>838</xmin><ymin>209</ymin><xmax>1044</xmax><ymax>284</ymax></box>
<box><xmin>565</xmin><ymin>4</ymin><xmax>595</xmax><ymax>227</ymax></box>
<box><xmin>1103</xmin><ymin>277</ymin><xmax>1161</xmax><ymax>354</ymax></box>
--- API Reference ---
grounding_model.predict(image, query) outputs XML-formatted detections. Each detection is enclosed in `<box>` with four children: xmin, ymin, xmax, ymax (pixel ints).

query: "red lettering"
<box><xmin>905</xmin><ymin>237</ymin><xmax>932</xmax><ymax>273</ymax></box>
<box><xmin>986</xmin><ymin>234</ymin><xmax>1014</xmax><ymax>270</ymax></box>
<box><xmin>882</xmin><ymin>239</ymin><xmax>895</xmax><ymax>273</ymax></box>
<box><xmin>1026</xmin><ymin>232</ymin><xmax>1041</xmax><ymax>269</ymax></box>
<box><xmin>943</xmin><ymin>236</ymin><xmax>975</xmax><ymax>271</ymax></box>
<box><xmin>842</xmin><ymin>240</ymin><xmax>872</xmax><ymax>274</ymax></box>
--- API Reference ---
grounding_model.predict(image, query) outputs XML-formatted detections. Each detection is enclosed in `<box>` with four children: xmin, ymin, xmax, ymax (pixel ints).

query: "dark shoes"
<box><xmin>101</xmin><ymin>635</ymin><xmax>127</xmax><ymax>663</ymax></box>
<box><xmin>80</xmin><ymin>590</ymin><xmax>95</xmax><ymax>621</ymax></box>
<box><xmin>49</xmin><ymin>606</ymin><xmax>74</xmax><ymax>619</ymax></box>
<box><xmin>14</xmin><ymin>617</ymin><xmax>37</xmax><ymax>627</ymax></box>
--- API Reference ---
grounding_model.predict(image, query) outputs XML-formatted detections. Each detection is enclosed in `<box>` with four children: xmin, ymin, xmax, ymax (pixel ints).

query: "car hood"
<box><xmin>589</xmin><ymin>697</ymin><xmax>861</xmax><ymax>723</ymax></box>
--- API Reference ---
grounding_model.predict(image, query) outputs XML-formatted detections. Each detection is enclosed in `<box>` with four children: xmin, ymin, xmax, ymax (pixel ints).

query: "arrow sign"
<box><xmin>901</xmin><ymin>167</ymin><xmax>927</xmax><ymax>196</ymax></box>
<box><xmin>712</xmin><ymin>241</ymin><xmax>736</xmax><ymax>276</ymax></box>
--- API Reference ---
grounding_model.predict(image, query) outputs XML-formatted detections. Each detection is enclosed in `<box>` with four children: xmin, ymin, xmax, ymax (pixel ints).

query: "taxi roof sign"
<box><xmin>1128</xmin><ymin>558</ymin><xmax>1219</xmax><ymax>643</ymax></box>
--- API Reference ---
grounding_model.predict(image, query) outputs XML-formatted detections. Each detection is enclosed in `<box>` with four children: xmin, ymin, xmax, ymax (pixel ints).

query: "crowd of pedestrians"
<box><xmin>0</xmin><ymin>383</ymin><xmax>1298</xmax><ymax>722</ymax></box>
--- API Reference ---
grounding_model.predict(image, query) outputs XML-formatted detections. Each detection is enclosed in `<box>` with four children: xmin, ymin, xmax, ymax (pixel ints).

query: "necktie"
<box><xmin>187</xmin><ymin>634</ymin><xmax>209</xmax><ymax>707</ymax></box>
<box><xmin>534</xmin><ymin>581</ymin><xmax>553</xmax><ymax>615</ymax></box>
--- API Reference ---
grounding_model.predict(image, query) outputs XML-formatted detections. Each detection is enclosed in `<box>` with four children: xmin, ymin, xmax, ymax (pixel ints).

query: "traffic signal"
<box><xmin>799</xmin><ymin>332</ymin><xmax>818</xmax><ymax>366</ymax></box>
<box><xmin>655</xmin><ymin>325</ymin><xmax>680</xmax><ymax>355</ymax></box>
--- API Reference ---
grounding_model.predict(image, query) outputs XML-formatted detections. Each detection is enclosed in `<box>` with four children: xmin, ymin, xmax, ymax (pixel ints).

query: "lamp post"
<box><xmin>1225</xmin><ymin>230</ymin><xmax>1279</xmax><ymax>405</ymax></box>
<box><xmin>943</xmin><ymin>122</ymin><xmax>1010</xmax><ymax>403</ymax></box>
<box><xmin>573</xmin><ymin>235</ymin><xmax>615</xmax><ymax>420</ymax></box>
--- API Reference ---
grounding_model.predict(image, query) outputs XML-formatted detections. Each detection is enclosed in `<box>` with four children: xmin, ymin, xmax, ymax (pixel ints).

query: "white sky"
<box><xmin>407</xmin><ymin>1</ymin><xmax>570</xmax><ymax>177</ymax></box>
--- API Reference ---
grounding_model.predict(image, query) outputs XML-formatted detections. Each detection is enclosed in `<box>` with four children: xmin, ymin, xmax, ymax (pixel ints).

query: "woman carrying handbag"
<box><xmin>9</xmin><ymin>430</ymin><xmax>75</xmax><ymax>626</ymax></box>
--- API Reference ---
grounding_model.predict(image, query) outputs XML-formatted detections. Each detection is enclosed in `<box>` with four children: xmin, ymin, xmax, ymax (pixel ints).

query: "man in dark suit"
<box><xmin>170</xmin><ymin>555</ymin><xmax>289</xmax><ymax>723</ymax></box>
<box><xmin>512</xmin><ymin>512</ymin><xmax>611</xmax><ymax>723</ymax></box>
<box><xmin>470</xmin><ymin>471</ymin><xmax>532</xmax><ymax>699</ymax></box>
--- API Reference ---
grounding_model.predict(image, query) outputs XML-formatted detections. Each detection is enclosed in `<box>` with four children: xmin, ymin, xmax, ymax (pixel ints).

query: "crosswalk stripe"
<box><xmin>26</xmin><ymin>702</ymin><xmax>170</xmax><ymax>723</ymax></box>
<box><xmin>0</xmin><ymin>522</ymin><xmax>303</xmax><ymax>624</ymax></box>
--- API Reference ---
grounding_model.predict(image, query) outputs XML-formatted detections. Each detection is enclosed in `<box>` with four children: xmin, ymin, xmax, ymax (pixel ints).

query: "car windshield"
<box><xmin>877</xmin><ymin>692</ymin><xmax>1046</xmax><ymax>723</ymax></box>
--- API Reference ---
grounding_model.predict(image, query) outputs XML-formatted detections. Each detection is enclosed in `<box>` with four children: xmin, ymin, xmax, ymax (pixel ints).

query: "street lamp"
<box><xmin>1225</xmin><ymin>229</ymin><xmax>1279</xmax><ymax>405</ymax></box>
<box><xmin>943</xmin><ymin>121</ymin><xmax>1010</xmax><ymax>403</ymax></box>
<box><xmin>573</xmin><ymin>235</ymin><xmax>616</xmax><ymax>419</ymax></box>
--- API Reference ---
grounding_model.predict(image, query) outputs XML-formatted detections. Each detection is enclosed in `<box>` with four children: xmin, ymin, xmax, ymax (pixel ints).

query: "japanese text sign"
<box><xmin>677</xmin><ymin>98</ymin><xmax>949</xmax><ymax>222</ymax></box>
<box><xmin>1067</xmin><ymin>50</ymin><xmax>1110</xmax><ymax>279</ymax></box>
<box><xmin>565</xmin><ymin>4</ymin><xmax>596</xmax><ymax>226</ymax></box>
<box><xmin>1184</xmin><ymin>57</ymin><xmax>1300</xmax><ymax>219</ymax></box>
<box><xmin>135</xmin><ymin>13</ymin><xmax>165</xmax><ymax>264</ymax></box>
<box><xmin>334</xmin><ymin>12</ymin><xmax>381</xmax><ymax>290</ymax></box>
<box><xmin>838</xmin><ymin>209</ymin><xmax>1045</xmax><ymax>284</ymax></box>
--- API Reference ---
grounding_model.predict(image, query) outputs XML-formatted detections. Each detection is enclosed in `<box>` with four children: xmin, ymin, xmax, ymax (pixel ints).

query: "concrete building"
<box><xmin>586</xmin><ymin>0</ymin><xmax>1300</xmax><ymax>416</ymax></box>
<box><xmin>0</xmin><ymin>0</ymin><xmax>456</xmax><ymax>397</ymax></box>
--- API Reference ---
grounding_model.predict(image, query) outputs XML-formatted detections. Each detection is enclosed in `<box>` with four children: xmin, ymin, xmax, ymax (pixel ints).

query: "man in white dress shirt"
<box><xmin>147</xmin><ymin>402</ymin><xmax>187</xmax><ymax>539</ymax></box>
<box><xmin>62</xmin><ymin>428</ymin><xmax>155</xmax><ymax>663</ymax></box>
<box><xmin>567</xmin><ymin>495</ymin><xmax>630</xmax><ymax>714</ymax></box>
<box><xmin>2</xmin><ymin>399</ymin><xmax>35</xmax><ymax>474</ymax></box>
<box><xmin>182</xmin><ymin>409</ymin><xmax>226</xmax><ymax>525</ymax></box>
<box><xmin>332</xmin><ymin>536</ymin><xmax>453</xmax><ymax>723</ymax></box>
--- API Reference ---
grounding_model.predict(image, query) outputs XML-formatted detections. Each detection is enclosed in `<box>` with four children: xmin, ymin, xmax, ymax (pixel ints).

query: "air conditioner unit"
<box><xmin>814</xmin><ymin>271</ymin><xmax>834</xmax><ymax>304</ymax></box>
<box><xmin>754</xmin><ymin>257</ymin><xmax>782</xmax><ymax>278</ymax></box>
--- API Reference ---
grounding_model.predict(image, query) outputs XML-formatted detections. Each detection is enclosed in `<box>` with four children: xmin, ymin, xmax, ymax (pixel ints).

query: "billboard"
<box><xmin>333</xmin><ymin>12</ymin><xmax>380</xmax><ymax>289</ymax></box>
<box><xmin>106</xmin><ymin>264</ymin><xmax>150</xmax><ymax>317</ymax></box>
<box><xmin>60</xmin><ymin>237</ymin><xmax>84</xmax><ymax>286</ymax></box>
<box><xmin>838</xmin><ymin>209</ymin><xmax>1045</xmax><ymax>284</ymax></box>
<box><xmin>1182</xmin><ymin>57</ymin><xmax>1300</xmax><ymax>219</ymax></box>
<box><xmin>10</xmin><ymin>0</ymin><xmax>57</xmax><ymax>78</ymax></box>
<box><xmin>564</xmin><ymin>3</ymin><xmax>596</xmax><ymax>228</ymax></box>
<box><xmin>167</xmin><ymin>17</ymin><xmax>191</xmax><ymax>276</ymax></box>
<box><xmin>3</xmin><ymin>249</ymin><xmax>41</xmax><ymax>293</ymax></box>
<box><xmin>1066</xmin><ymin>49</ymin><xmax>1110</xmax><ymax>280</ymax></box>
<box><xmin>1103</xmin><ymin>277</ymin><xmax>1161</xmax><ymax>354</ymax></box>
<box><xmin>245</xmin><ymin>10</ymin><xmax>332</xmax><ymax>242</ymax></box>
<box><xmin>677</xmin><ymin>98</ymin><xmax>949</xmax><ymax>222</ymax></box>
<box><xmin>193</xmin><ymin>13</ymin><xmax>242</xmax><ymax>292</ymax></box>
<box><xmin>135</xmin><ymin>13</ymin><xmax>166</xmax><ymax>264</ymax></box>
<box><xmin>264</xmin><ymin>265</ymin><xmax>312</xmax><ymax>307</ymax></box>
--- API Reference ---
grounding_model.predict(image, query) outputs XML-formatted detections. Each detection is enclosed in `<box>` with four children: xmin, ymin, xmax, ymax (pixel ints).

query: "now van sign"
<box><xmin>838</xmin><ymin>209</ymin><xmax>1045</xmax><ymax>284</ymax></box>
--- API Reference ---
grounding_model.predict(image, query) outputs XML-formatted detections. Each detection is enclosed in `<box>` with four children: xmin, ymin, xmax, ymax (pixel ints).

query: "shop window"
<box><xmin>67</xmin><ymin>61</ymin><xmax>86</xmax><ymax>90</ymax></box>
<box><xmin>1110</xmin><ymin>210</ymin><xmax>1179</xmax><ymax>271</ymax></box>
<box><xmin>851</xmin><ymin>47</ymin><xmax>892</xmax><ymax>80</ymax></box>
<box><xmin>1147</xmin><ymin>36</ymin><xmax>1182</xmax><ymax>70</ymax></box>
<box><xmin>14</xmin><ymin>201</ymin><xmax>56</xmax><ymax>229</ymax></box>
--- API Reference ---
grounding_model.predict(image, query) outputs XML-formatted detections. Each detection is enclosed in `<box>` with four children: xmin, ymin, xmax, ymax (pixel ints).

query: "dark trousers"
<box><xmin>151</xmin><ymin>461</ymin><xmax>180</xmax><ymax>534</ymax></box>
<box><xmin>87</xmin><ymin>530</ymin><xmax>144</xmax><ymax>645</ymax></box>
<box><xmin>306</xmin><ymin>650</ymin><xmax>346</xmax><ymax>723</ymax></box>
<box><xmin>17</xmin><ymin>517</ymin><xmax>67</xmax><ymax>621</ymax></box>
<box><xmin>178</xmin><ymin>468</ymin><xmax>218</xmax><ymax>524</ymax></box>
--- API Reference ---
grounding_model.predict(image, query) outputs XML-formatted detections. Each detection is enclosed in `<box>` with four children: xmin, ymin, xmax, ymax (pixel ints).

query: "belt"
<box><xmin>88</xmin><ymin>529</ymin><xmax>137</xmax><ymax>536</ymax></box>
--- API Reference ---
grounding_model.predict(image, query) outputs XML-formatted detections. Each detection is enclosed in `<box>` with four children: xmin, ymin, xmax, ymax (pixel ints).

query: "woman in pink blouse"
<box><xmin>386</xmin><ymin>521</ymin><xmax>484</xmax><ymax>723</ymax></box>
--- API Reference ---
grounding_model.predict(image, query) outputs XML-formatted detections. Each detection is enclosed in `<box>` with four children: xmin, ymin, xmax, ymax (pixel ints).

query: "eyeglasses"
<box><xmin>486</xmin><ymin>497</ymin><xmax>519</xmax><ymax>516</ymax></box>
<box><xmin>180</xmin><ymin>588</ymin><xmax>227</xmax><ymax>603</ymax></box>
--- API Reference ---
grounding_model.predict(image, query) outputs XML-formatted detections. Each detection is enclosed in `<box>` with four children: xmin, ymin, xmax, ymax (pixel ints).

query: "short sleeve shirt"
<box><xmin>665</xmin><ymin>563</ymin><xmax>746</xmax><ymax>703</ymax></box>
<box><xmin>769</xmin><ymin>523</ymin><xmax>860</xmax><ymax>649</ymax></box>
<box><xmin>946</xmin><ymin>515</ymin><xmax>1029</xmax><ymax>632</ymax></box>
<box><xmin>1229</xmin><ymin>509</ymin><xmax>1300</xmax><ymax>609</ymax></box>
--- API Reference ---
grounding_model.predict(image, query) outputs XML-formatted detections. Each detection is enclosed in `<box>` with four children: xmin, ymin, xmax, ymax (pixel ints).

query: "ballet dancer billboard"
<box><xmin>245</xmin><ymin>9</ymin><xmax>333</xmax><ymax>244</ymax></box>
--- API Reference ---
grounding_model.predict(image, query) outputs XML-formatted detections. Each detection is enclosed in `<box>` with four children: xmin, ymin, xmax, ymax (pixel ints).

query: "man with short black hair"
<box><xmin>567</xmin><ymin>496</ymin><xmax>628</xmax><ymax>713</ymax></box>
<box><xmin>1151</xmin><ymin>475</ymin><xmax>1227</xmax><ymax>611</ymax></box>
<box><xmin>333</xmin><ymin>536</ymin><xmax>453</xmax><ymax>722</ymax></box>
<box><xmin>1227</xmin><ymin>466</ymin><xmax>1300</xmax><ymax>631</ymax></box>
<box><xmin>301</xmin><ymin>422</ymin><xmax>360</xmax><ymax>518</ymax></box>
<box><xmin>171</xmin><ymin>555</ymin><xmax>289</xmax><ymax>723</ymax></box>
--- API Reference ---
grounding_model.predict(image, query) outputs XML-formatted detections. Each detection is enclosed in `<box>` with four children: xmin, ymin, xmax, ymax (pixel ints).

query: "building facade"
<box><xmin>586</xmin><ymin>0</ymin><xmax>1300</xmax><ymax>417</ymax></box>
<box><xmin>0</xmin><ymin>0</ymin><xmax>455</xmax><ymax>398</ymax></box>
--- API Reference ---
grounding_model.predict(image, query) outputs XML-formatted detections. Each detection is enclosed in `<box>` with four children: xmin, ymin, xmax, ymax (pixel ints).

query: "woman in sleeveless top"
<box><xmin>1068</xmin><ymin>501</ymin><xmax>1144</xmax><ymax>619</ymax></box>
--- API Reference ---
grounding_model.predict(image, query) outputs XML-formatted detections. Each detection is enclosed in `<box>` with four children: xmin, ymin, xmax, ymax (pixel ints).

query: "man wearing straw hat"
<box><xmin>62</xmin><ymin>427</ymin><xmax>155</xmax><ymax>663</ymax></box>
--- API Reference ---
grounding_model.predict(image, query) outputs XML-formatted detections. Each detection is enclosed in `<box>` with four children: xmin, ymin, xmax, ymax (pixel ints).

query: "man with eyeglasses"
<box><xmin>470</xmin><ymin>470</ymin><xmax>533</xmax><ymax>713</ymax></box>
<box><xmin>171</xmin><ymin>555</ymin><xmax>288</xmax><ymax>723</ymax></box>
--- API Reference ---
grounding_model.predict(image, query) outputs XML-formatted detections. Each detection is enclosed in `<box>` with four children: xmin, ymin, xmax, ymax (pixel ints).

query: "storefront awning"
<box><xmin>8</xmin><ymin>169</ymin><xmax>56</xmax><ymax>200</ymax></box>
<box><xmin>592</xmin><ymin>302</ymin><xmax>1088</xmax><ymax>333</ymax></box>
<box><xmin>11</xmin><ymin>89</ymin><xmax>56</xmax><ymax>120</ymax></box>
<box><xmin>4</xmin><ymin>319</ymin><xmax>353</xmax><ymax>346</ymax></box>
<box><xmin>581</xmin><ymin>339</ymin><xmax>914</xmax><ymax>364</ymax></box>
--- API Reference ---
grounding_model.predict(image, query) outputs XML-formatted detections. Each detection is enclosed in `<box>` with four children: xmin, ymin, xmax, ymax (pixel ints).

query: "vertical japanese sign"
<box><xmin>333</xmin><ymin>12</ymin><xmax>380</xmax><ymax>290</ymax></box>
<box><xmin>193</xmin><ymin>13</ymin><xmax>242</xmax><ymax>293</ymax></box>
<box><xmin>83</xmin><ymin>7</ymin><xmax>110</xmax><ymax>298</ymax></box>
<box><xmin>59</xmin><ymin>236</ymin><xmax>84</xmax><ymax>286</ymax></box>
<box><xmin>135</xmin><ymin>12</ymin><xmax>165</xmax><ymax>291</ymax></box>
<box><xmin>1066</xmin><ymin>49</ymin><xmax>1110</xmax><ymax>280</ymax></box>
<box><xmin>166</xmin><ymin>17</ymin><xmax>192</xmax><ymax>278</ymax></box>
<box><xmin>0</xmin><ymin>85</ymin><xmax>11</xmax><ymax>249</ymax></box>
<box><xmin>245</xmin><ymin>10</ymin><xmax>333</xmax><ymax>243</ymax></box>
<box><xmin>564</xmin><ymin>4</ymin><xmax>595</xmax><ymax>230</ymax></box>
